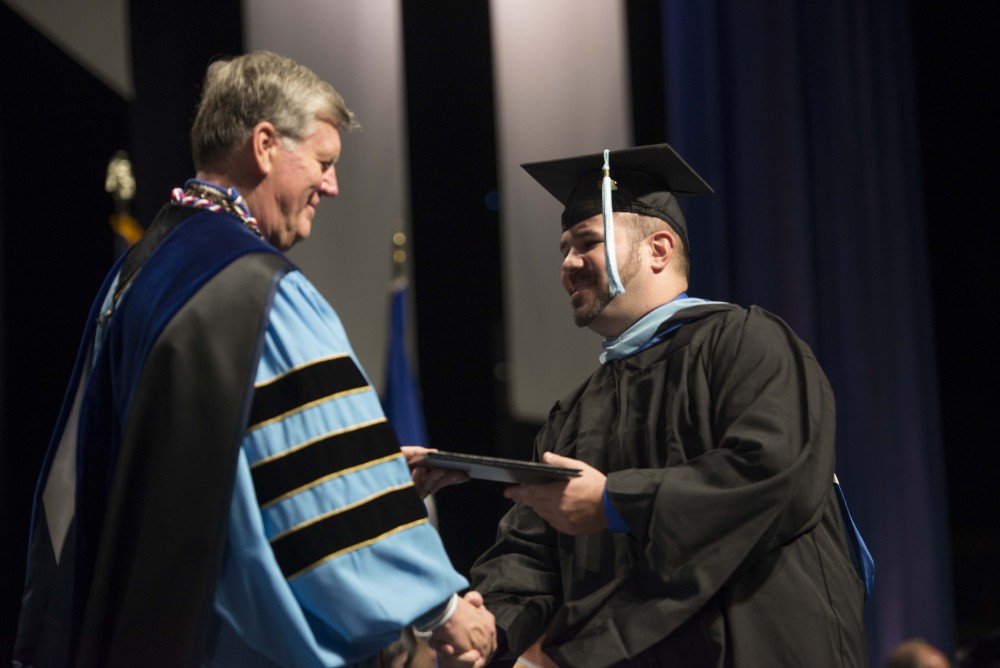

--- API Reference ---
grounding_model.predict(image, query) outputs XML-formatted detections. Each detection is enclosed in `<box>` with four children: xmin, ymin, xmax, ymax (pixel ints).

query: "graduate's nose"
<box><xmin>562</xmin><ymin>248</ymin><xmax>584</xmax><ymax>273</ymax></box>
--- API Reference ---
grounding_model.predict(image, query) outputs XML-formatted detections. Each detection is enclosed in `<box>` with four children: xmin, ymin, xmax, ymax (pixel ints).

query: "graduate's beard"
<box><xmin>572</xmin><ymin>281</ymin><xmax>612</xmax><ymax>328</ymax></box>
<box><xmin>571</xmin><ymin>244</ymin><xmax>641</xmax><ymax>328</ymax></box>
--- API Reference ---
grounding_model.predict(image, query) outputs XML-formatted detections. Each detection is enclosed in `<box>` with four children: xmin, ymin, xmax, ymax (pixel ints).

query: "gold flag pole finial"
<box><xmin>391</xmin><ymin>218</ymin><xmax>409</xmax><ymax>286</ymax></box>
<box><xmin>105</xmin><ymin>150</ymin><xmax>143</xmax><ymax>247</ymax></box>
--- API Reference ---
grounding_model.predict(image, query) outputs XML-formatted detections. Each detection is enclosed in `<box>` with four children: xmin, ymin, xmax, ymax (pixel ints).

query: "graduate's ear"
<box><xmin>250</xmin><ymin>122</ymin><xmax>281</xmax><ymax>175</ymax></box>
<box><xmin>648</xmin><ymin>229</ymin><xmax>676</xmax><ymax>273</ymax></box>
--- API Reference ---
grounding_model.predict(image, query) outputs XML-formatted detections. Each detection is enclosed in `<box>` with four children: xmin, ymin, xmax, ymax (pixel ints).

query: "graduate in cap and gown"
<box><xmin>467</xmin><ymin>144</ymin><xmax>873</xmax><ymax>667</ymax></box>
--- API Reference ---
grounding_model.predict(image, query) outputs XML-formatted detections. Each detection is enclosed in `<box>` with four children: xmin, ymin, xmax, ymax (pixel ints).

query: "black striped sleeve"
<box><xmin>248</xmin><ymin>355</ymin><xmax>369</xmax><ymax>431</ymax></box>
<box><xmin>271</xmin><ymin>485</ymin><xmax>427</xmax><ymax>580</ymax></box>
<box><xmin>250</xmin><ymin>418</ymin><xmax>403</xmax><ymax>508</ymax></box>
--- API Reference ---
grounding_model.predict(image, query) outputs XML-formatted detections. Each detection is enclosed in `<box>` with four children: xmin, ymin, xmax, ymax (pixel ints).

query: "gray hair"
<box><xmin>191</xmin><ymin>50</ymin><xmax>358</xmax><ymax>169</ymax></box>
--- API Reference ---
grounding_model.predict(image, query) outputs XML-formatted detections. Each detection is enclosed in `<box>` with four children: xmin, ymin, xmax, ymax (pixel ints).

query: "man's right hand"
<box><xmin>430</xmin><ymin>591</ymin><xmax>497</xmax><ymax>666</ymax></box>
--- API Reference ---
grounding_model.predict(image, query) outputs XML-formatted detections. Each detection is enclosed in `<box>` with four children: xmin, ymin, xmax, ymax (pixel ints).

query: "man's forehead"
<box><xmin>565</xmin><ymin>214</ymin><xmax>605</xmax><ymax>236</ymax></box>
<box><xmin>559</xmin><ymin>215</ymin><xmax>603</xmax><ymax>247</ymax></box>
<box><xmin>311</xmin><ymin>118</ymin><xmax>341</xmax><ymax>137</ymax></box>
<box><xmin>304</xmin><ymin>120</ymin><xmax>341</xmax><ymax>152</ymax></box>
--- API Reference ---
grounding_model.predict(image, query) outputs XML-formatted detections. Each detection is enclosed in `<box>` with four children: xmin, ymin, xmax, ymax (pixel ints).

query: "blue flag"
<box><xmin>381</xmin><ymin>279</ymin><xmax>429</xmax><ymax>447</ymax></box>
<box><xmin>382</xmin><ymin>279</ymin><xmax>438</xmax><ymax>526</ymax></box>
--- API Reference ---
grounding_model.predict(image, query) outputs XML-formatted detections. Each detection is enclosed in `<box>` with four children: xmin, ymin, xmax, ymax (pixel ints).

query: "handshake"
<box><xmin>427</xmin><ymin>590</ymin><xmax>498</xmax><ymax>667</ymax></box>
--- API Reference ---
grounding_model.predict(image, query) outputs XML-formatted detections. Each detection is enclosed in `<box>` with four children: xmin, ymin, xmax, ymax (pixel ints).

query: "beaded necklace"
<box><xmin>171</xmin><ymin>178</ymin><xmax>263</xmax><ymax>239</ymax></box>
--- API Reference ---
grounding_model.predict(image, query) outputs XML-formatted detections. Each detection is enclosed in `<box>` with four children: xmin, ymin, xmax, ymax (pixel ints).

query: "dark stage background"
<box><xmin>1</xmin><ymin>1</ymin><xmax>996</xmax><ymax>664</ymax></box>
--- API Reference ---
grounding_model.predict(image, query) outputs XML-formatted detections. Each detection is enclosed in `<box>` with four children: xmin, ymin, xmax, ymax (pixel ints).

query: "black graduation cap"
<box><xmin>521</xmin><ymin>143</ymin><xmax>714</xmax><ymax>253</ymax></box>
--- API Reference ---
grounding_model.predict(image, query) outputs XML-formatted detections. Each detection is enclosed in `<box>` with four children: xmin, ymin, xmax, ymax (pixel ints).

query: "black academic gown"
<box><xmin>471</xmin><ymin>304</ymin><xmax>869</xmax><ymax>668</ymax></box>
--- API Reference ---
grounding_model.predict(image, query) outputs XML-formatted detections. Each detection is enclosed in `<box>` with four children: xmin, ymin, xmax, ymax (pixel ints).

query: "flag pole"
<box><xmin>105</xmin><ymin>150</ymin><xmax>143</xmax><ymax>256</ymax></box>
<box><xmin>382</xmin><ymin>224</ymin><xmax>437</xmax><ymax>526</ymax></box>
<box><xmin>392</xmin><ymin>227</ymin><xmax>406</xmax><ymax>275</ymax></box>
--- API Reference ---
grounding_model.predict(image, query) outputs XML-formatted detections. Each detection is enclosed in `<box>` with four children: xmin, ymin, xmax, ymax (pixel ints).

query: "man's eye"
<box><xmin>319</xmin><ymin>160</ymin><xmax>333</xmax><ymax>171</ymax></box>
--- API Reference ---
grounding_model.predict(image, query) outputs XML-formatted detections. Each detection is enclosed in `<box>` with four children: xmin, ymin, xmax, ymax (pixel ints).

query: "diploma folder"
<box><xmin>416</xmin><ymin>451</ymin><xmax>582</xmax><ymax>484</ymax></box>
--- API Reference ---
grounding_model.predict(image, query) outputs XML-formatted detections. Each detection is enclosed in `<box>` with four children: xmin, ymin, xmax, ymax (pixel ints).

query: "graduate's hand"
<box><xmin>504</xmin><ymin>452</ymin><xmax>608</xmax><ymax>535</ymax></box>
<box><xmin>401</xmin><ymin>446</ymin><xmax>471</xmax><ymax>498</ymax></box>
<box><xmin>430</xmin><ymin>591</ymin><xmax>496</xmax><ymax>665</ymax></box>
<box><xmin>436</xmin><ymin>648</ymin><xmax>488</xmax><ymax>668</ymax></box>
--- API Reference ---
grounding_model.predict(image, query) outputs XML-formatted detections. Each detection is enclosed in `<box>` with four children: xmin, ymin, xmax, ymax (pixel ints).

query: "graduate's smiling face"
<box><xmin>559</xmin><ymin>214</ymin><xmax>641</xmax><ymax>333</ymax></box>
<box><xmin>253</xmin><ymin>119</ymin><xmax>341</xmax><ymax>251</ymax></box>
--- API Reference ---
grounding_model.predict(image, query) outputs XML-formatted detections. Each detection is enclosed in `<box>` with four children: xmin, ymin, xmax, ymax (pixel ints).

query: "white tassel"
<box><xmin>602</xmin><ymin>149</ymin><xmax>624</xmax><ymax>296</ymax></box>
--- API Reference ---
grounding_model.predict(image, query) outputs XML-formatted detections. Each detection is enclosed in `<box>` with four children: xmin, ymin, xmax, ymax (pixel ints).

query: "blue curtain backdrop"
<box><xmin>661</xmin><ymin>0</ymin><xmax>953</xmax><ymax>661</ymax></box>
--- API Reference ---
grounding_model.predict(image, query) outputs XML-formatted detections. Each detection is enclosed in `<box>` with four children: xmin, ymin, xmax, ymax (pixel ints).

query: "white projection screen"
<box><xmin>245</xmin><ymin>0</ymin><xmax>411</xmax><ymax>392</ymax></box>
<box><xmin>491</xmin><ymin>0</ymin><xmax>632</xmax><ymax>421</ymax></box>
